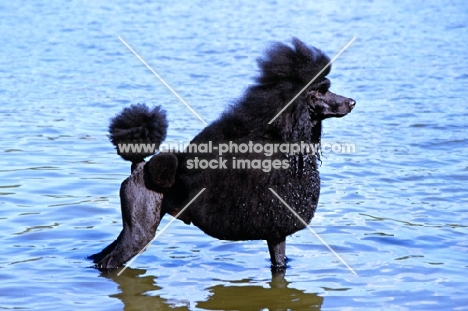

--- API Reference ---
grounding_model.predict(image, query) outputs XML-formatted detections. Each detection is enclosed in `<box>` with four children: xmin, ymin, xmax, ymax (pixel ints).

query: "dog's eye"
<box><xmin>318</xmin><ymin>87</ymin><xmax>328</xmax><ymax>95</ymax></box>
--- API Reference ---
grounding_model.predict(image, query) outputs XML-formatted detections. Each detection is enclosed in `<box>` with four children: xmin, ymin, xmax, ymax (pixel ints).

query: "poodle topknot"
<box><xmin>256</xmin><ymin>37</ymin><xmax>331</xmax><ymax>86</ymax></box>
<box><xmin>108</xmin><ymin>104</ymin><xmax>168</xmax><ymax>163</ymax></box>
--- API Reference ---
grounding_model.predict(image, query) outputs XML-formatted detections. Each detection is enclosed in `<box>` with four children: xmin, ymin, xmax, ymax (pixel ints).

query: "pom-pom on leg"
<box><xmin>144</xmin><ymin>153</ymin><xmax>178</xmax><ymax>192</ymax></box>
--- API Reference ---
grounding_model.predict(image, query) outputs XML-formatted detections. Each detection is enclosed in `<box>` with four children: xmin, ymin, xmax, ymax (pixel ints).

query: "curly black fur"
<box><xmin>108</xmin><ymin>104</ymin><xmax>168</xmax><ymax>163</ymax></box>
<box><xmin>162</xmin><ymin>38</ymin><xmax>355</xmax><ymax>245</ymax></box>
<box><xmin>144</xmin><ymin>153</ymin><xmax>178</xmax><ymax>192</ymax></box>
<box><xmin>256</xmin><ymin>37</ymin><xmax>331</xmax><ymax>86</ymax></box>
<box><xmin>92</xmin><ymin>38</ymin><xmax>355</xmax><ymax>271</ymax></box>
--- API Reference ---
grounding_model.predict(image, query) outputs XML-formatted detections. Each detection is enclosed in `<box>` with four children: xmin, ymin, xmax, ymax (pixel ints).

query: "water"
<box><xmin>1</xmin><ymin>0</ymin><xmax>467</xmax><ymax>310</ymax></box>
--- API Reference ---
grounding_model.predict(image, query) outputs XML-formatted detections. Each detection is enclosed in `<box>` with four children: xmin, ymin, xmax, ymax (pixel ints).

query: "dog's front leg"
<box><xmin>267</xmin><ymin>237</ymin><xmax>287</xmax><ymax>273</ymax></box>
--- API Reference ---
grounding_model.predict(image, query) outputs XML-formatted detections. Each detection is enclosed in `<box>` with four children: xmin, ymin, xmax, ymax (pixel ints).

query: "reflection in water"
<box><xmin>102</xmin><ymin>268</ymin><xmax>189</xmax><ymax>311</ymax></box>
<box><xmin>101</xmin><ymin>268</ymin><xmax>323</xmax><ymax>311</ymax></box>
<box><xmin>197</xmin><ymin>274</ymin><xmax>323</xmax><ymax>311</ymax></box>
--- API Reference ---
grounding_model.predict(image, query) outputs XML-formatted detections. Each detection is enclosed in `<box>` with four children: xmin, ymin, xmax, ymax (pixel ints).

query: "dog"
<box><xmin>90</xmin><ymin>38</ymin><xmax>355</xmax><ymax>272</ymax></box>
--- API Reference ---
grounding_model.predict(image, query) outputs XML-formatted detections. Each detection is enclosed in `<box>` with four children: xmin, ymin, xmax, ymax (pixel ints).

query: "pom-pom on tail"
<box><xmin>109</xmin><ymin>104</ymin><xmax>168</xmax><ymax>164</ymax></box>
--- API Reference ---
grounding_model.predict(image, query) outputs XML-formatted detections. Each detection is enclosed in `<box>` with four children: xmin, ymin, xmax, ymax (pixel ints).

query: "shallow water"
<box><xmin>1</xmin><ymin>0</ymin><xmax>467</xmax><ymax>310</ymax></box>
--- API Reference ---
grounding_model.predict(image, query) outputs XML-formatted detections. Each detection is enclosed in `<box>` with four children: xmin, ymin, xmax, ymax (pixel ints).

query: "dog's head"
<box><xmin>256</xmin><ymin>38</ymin><xmax>355</xmax><ymax>142</ymax></box>
<box><xmin>305</xmin><ymin>77</ymin><xmax>355</xmax><ymax>120</ymax></box>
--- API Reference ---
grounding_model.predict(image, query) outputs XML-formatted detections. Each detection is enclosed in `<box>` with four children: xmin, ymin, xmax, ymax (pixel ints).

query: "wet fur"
<box><xmin>91</xmin><ymin>38</ymin><xmax>355</xmax><ymax>271</ymax></box>
<box><xmin>163</xmin><ymin>38</ymin><xmax>334</xmax><ymax>240</ymax></box>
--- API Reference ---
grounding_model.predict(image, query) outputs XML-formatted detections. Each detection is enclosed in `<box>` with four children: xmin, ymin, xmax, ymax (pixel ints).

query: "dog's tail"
<box><xmin>109</xmin><ymin>104</ymin><xmax>168</xmax><ymax>166</ymax></box>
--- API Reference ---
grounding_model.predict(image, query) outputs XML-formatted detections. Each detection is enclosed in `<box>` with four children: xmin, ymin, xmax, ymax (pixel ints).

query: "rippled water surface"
<box><xmin>1</xmin><ymin>1</ymin><xmax>467</xmax><ymax>310</ymax></box>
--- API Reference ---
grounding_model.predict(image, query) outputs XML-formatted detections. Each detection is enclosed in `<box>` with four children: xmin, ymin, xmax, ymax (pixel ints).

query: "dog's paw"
<box><xmin>94</xmin><ymin>254</ymin><xmax>122</xmax><ymax>270</ymax></box>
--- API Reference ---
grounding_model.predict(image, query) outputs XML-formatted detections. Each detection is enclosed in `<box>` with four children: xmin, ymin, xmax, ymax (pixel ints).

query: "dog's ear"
<box><xmin>144</xmin><ymin>153</ymin><xmax>178</xmax><ymax>192</ymax></box>
<box><xmin>274</xmin><ymin>97</ymin><xmax>317</xmax><ymax>143</ymax></box>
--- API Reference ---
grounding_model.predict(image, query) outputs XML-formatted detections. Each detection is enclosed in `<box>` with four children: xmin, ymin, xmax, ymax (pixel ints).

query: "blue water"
<box><xmin>1</xmin><ymin>1</ymin><xmax>467</xmax><ymax>310</ymax></box>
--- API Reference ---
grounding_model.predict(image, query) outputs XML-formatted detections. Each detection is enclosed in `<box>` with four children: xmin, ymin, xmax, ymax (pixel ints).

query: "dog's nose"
<box><xmin>349</xmin><ymin>99</ymin><xmax>356</xmax><ymax>109</ymax></box>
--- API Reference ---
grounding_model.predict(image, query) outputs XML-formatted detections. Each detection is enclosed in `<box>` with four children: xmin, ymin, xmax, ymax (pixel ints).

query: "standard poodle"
<box><xmin>89</xmin><ymin>38</ymin><xmax>356</xmax><ymax>272</ymax></box>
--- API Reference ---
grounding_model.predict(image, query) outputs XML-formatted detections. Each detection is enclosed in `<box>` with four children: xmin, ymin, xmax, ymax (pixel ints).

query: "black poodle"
<box><xmin>90</xmin><ymin>38</ymin><xmax>355</xmax><ymax>272</ymax></box>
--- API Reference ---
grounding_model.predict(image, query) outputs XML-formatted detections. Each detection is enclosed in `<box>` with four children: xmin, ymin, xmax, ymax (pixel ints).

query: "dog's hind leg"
<box><xmin>89</xmin><ymin>154</ymin><xmax>178</xmax><ymax>269</ymax></box>
<box><xmin>90</xmin><ymin>162</ymin><xmax>164</xmax><ymax>269</ymax></box>
<box><xmin>90</xmin><ymin>154</ymin><xmax>179</xmax><ymax>269</ymax></box>
<box><xmin>267</xmin><ymin>237</ymin><xmax>286</xmax><ymax>273</ymax></box>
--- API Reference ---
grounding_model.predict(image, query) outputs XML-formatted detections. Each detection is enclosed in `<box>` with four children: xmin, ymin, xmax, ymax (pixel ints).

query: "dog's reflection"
<box><xmin>101</xmin><ymin>268</ymin><xmax>188</xmax><ymax>311</ymax></box>
<box><xmin>101</xmin><ymin>268</ymin><xmax>323</xmax><ymax>310</ymax></box>
<box><xmin>196</xmin><ymin>273</ymin><xmax>323</xmax><ymax>310</ymax></box>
